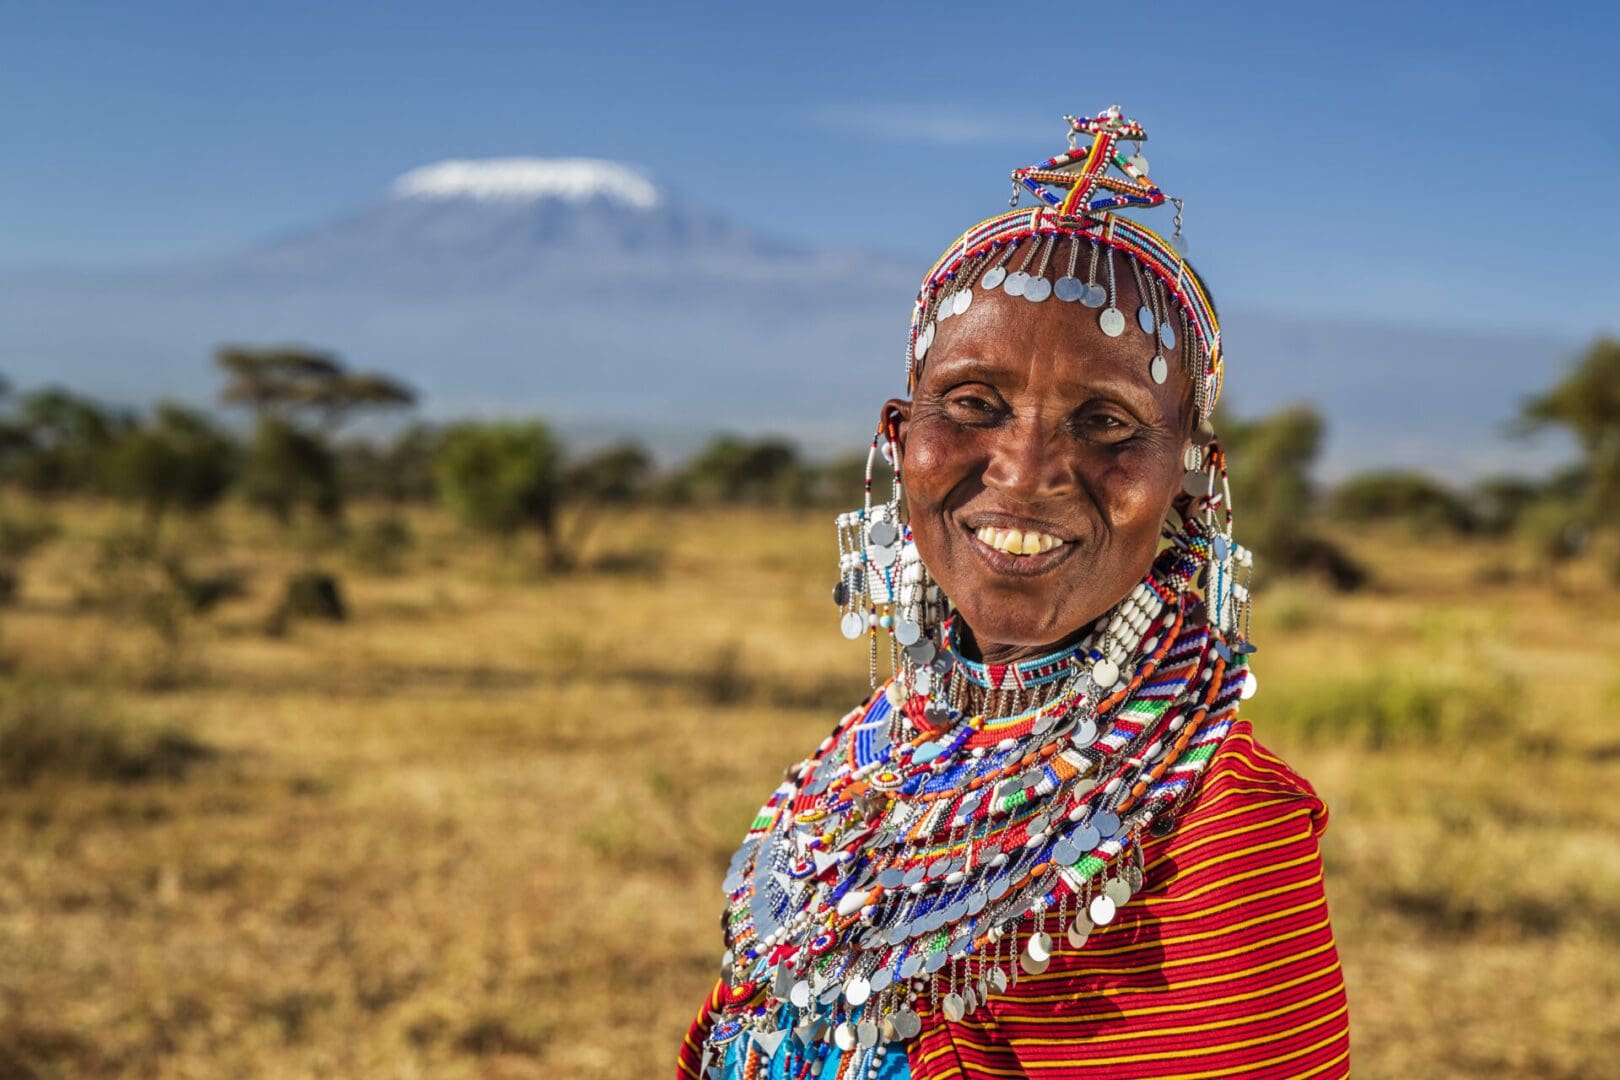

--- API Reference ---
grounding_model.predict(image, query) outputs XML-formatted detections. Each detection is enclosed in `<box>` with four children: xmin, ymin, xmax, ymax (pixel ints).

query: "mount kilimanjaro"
<box><xmin>0</xmin><ymin>158</ymin><xmax>1572</xmax><ymax>475</ymax></box>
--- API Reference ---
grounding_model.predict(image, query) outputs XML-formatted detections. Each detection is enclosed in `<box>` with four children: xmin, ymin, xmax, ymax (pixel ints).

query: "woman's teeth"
<box><xmin>974</xmin><ymin>525</ymin><xmax>1065</xmax><ymax>556</ymax></box>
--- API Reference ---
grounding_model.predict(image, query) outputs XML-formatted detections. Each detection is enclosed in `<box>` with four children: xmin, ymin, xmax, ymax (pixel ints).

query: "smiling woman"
<box><xmin>680</xmin><ymin>108</ymin><xmax>1349</xmax><ymax>1080</ymax></box>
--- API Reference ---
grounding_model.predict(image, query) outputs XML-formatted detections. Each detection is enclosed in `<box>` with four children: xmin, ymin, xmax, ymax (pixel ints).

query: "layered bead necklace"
<box><xmin>704</xmin><ymin>516</ymin><xmax>1252</xmax><ymax>1076</ymax></box>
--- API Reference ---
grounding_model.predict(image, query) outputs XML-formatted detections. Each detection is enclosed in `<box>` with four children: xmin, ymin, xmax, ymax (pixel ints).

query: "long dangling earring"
<box><xmin>833</xmin><ymin>416</ymin><xmax>949</xmax><ymax>695</ymax></box>
<box><xmin>1180</xmin><ymin>424</ymin><xmax>1256</xmax><ymax>681</ymax></box>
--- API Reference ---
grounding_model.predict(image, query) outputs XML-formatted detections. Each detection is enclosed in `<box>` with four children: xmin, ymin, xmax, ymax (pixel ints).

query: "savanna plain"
<box><xmin>3</xmin><ymin>503</ymin><xmax>1618</xmax><ymax>1079</ymax></box>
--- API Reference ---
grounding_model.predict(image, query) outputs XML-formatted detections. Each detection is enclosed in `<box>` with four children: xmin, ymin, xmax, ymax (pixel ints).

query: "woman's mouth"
<box><xmin>973</xmin><ymin>525</ymin><xmax>1065</xmax><ymax>555</ymax></box>
<box><xmin>966</xmin><ymin>523</ymin><xmax>1076</xmax><ymax>576</ymax></box>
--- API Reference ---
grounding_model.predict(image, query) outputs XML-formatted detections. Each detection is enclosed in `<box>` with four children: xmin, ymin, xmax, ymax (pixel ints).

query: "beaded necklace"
<box><xmin>704</xmin><ymin>515</ymin><xmax>1249</xmax><ymax>1074</ymax></box>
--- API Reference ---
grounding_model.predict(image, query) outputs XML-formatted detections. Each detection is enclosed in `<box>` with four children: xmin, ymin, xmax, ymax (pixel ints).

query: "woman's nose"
<box><xmin>981</xmin><ymin>412</ymin><xmax>1074</xmax><ymax>502</ymax></box>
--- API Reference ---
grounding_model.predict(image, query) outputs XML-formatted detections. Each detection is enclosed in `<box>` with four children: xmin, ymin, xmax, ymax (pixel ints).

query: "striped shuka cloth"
<box><xmin>679</xmin><ymin>718</ymin><xmax>1350</xmax><ymax>1079</ymax></box>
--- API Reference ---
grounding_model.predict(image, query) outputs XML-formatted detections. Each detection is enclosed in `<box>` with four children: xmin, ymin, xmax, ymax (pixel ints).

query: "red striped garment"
<box><xmin>679</xmin><ymin>719</ymin><xmax>1349</xmax><ymax>1079</ymax></box>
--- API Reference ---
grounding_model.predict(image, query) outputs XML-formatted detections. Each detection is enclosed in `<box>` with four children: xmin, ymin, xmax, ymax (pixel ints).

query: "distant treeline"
<box><xmin>1</xmin><ymin>336</ymin><xmax>1617</xmax><ymax>581</ymax></box>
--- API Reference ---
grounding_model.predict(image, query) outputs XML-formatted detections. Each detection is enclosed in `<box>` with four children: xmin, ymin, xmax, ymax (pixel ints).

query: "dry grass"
<box><xmin>1</xmin><ymin>503</ymin><xmax>1617</xmax><ymax>1078</ymax></box>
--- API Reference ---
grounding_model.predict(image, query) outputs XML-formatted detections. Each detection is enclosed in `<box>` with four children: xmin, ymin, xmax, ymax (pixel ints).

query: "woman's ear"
<box><xmin>880</xmin><ymin>398</ymin><xmax>911</xmax><ymax>462</ymax></box>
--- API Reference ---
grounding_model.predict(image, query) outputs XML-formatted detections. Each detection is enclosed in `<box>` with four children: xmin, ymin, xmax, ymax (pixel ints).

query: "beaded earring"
<box><xmin>1179</xmin><ymin>425</ymin><xmax>1258</xmax><ymax>674</ymax></box>
<box><xmin>833</xmin><ymin>419</ymin><xmax>950</xmax><ymax>693</ymax></box>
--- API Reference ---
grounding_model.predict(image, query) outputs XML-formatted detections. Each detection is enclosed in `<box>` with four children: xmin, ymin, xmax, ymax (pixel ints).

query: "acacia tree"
<box><xmin>214</xmin><ymin>345</ymin><xmax>416</xmax><ymax>524</ymax></box>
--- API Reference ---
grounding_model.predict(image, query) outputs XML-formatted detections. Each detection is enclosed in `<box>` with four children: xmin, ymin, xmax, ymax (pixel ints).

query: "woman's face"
<box><xmin>886</xmin><ymin>250</ymin><xmax>1193</xmax><ymax>662</ymax></box>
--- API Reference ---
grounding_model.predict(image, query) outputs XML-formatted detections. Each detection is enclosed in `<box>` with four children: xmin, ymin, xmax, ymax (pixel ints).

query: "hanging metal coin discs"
<box><xmin>868</xmin><ymin>520</ymin><xmax>898</xmax><ymax>547</ymax></box>
<box><xmin>895</xmin><ymin>619</ymin><xmax>922</xmax><ymax>646</ymax></box>
<box><xmin>834</xmin><ymin>1021</ymin><xmax>858</xmax><ymax>1051</ymax></box>
<box><xmin>1003</xmin><ymin>270</ymin><xmax>1030</xmax><ymax>297</ymax></box>
<box><xmin>1104</xmin><ymin>878</ymin><xmax>1132</xmax><ymax>906</ymax></box>
<box><xmin>1082</xmin><ymin>283</ymin><xmax>1107</xmax><ymax>308</ymax></box>
<box><xmin>1023</xmin><ymin>276</ymin><xmax>1053</xmax><ymax>302</ymax></box>
<box><xmin>1242</xmin><ymin>668</ymin><xmax>1258</xmax><ymax>700</ymax></box>
<box><xmin>840</xmin><ymin>611</ymin><xmax>865</xmax><ymax>640</ymax></box>
<box><xmin>1182</xmin><ymin>470</ymin><xmax>1208</xmax><ymax>497</ymax></box>
<box><xmin>857</xmin><ymin>1020</ymin><xmax>879</xmax><ymax>1049</ymax></box>
<box><xmin>980</xmin><ymin>265</ymin><xmax>1007</xmax><ymax>290</ymax></box>
<box><xmin>1089</xmin><ymin>893</ymin><xmax>1117</xmax><ymax>925</ymax></box>
<box><xmin>1054</xmin><ymin>276</ymin><xmax>1084</xmax><ymax>302</ymax></box>
<box><xmin>1091</xmin><ymin>657</ymin><xmax>1120</xmax><ymax>687</ymax></box>
<box><xmin>942</xmin><ymin>993</ymin><xmax>966</xmax><ymax>1022</ymax></box>
<box><xmin>844</xmin><ymin>975</ymin><xmax>871</xmax><ymax>1007</ymax></box>
<box><xmin>1099</xmin><ymin>307</ymin><xmax>1126</xmax><ymax>337</ymax></box>
<box><xmin>868</xmin><ymin>541</ymin><xmax>897</xmax><ymax>567</ymax></box>
<box><xmin>1068</xmin><ymin>915</ymin><xmax>1093</xmax><ymax>948</ymax></box>
<box><xmin>892</xmin><ymin>1009</ymin><xmax>922</xmax><ymax>1039</ymax></box>
<box><xmin>1159</xmin><ymin>321</ymin><xmax>1176</xmax><ymax>350</ymax></box>
<box><xmin>1027</xmin><ymin>930</ymin><xmax>1053</xmax><ymax>963</ymax></box>
<box><xmin>1137</xmin><ymin>305</ymin><xmax>1156</xmax><ymax>335</ymax></box>
<box><xmin>1150</xmin><ymin>355</ymin><xmax>1169</xmax><ymax>384</ymax></box>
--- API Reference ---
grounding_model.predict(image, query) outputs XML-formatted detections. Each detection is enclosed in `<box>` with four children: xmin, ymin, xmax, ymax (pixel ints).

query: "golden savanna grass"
<box><xmin>2</xmin><ymin>502</ymin><xmax>1618</xmax><ymax>1078</ymax></box>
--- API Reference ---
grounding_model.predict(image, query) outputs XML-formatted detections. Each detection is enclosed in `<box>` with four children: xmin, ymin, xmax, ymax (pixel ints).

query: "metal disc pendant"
<box><xmin>892</xmin><ymin>1008</ymin><xmax>922</xmax><ymax>1039</ymax></box>
<box><xmin>1023</xmin><ymin>276</ymin><xmax>1052</xmax><ymax>302</ymax></box>
<box><xmin>868</xmin><ymin>520</ymin><xmax>898</xmax><ymax>546</ymax></box>
<box><xmin>885</xmin><ymin>680</ymin><xmax>907</xmax><ymax>707</ymax></box>
<box><xmin>844</xmin><ymin>975</ymin><xmax>871</xmax><ymax>1006</ymax></box>
<box><xmin>942</xmin><ymin>993</ymin><xmax>966</xmax><ymax>1022</ymax></box>
<box><xmin>980</xmin><ymin>266</ymin><xmax>1007</xmax><ymax>290</ymax></box>
<box><xmin>1027</xmin><ymin>931</ymin><xmax>1053</xmax><ymax>963</ymax></box>
<box><xmin>869</xmin><ymin>542</ymin><xmax>897</xmax><ymax>567</ymax></box>
<box><xmin>1137</xmin><ymin>305</ymin><xmax>1156</xmax><ymax>334</ymax></box>
<box><xmin>895</xmin><ymin>619</ymin><xmax>921</xmax><ymax>646</ymax></box>
<box><xmin>1150</xmin><ymin>355</ymin><xmax>1168</xmax><ymax>384</ymax></box>
<box><xmin>1089</xmin><ymin>894</ymin><xmax>1117</xmax><ymax>925</ymax></box>
<box><xmin>1159</xmin><ymin>322</ymin><xmax>1176</xmax><ymax>350</ymax></box>
<box><xmin>1104</xmin><ymin>878</ymin><xmax>1131</xmax><ymax>906</ymax></box>
<box><xmin>1020</xmin><ymin>951</ymin><xmax>1050</xmax><ymax>975</ymax></box>
<box><xmin>857</xmin><ymin>1020</ymin><xmax>879</xmax><ymax>1048</ymax></box>
<box><xmin>1182</xmin><ymin>470</ymin><xmax>1208</xmax><ymax>497</ymax></box>
<box><xmin>790</xmin><ymin>979</ymin><xmax>812</xmax><ymax>1008</ymax></box>
<box><xmin>840</xmin><ymin>612</ymin><xmax>865</xmax><ymax>640</ymax></box>
<box><xmin>1099</xmin><ymin>307</ymin><xmax>1126</xmax><ymax>337</ymax></box>
<box><xmin>1091</xmin><ymin>658</ymin><xmax>1119</xmax><ymax>687</ymax></box>
<box><xmin>1092</xmin><ymin>809</ymin><xmax>1120</xmax><ymax>836</ymax></box>
<box><xmin>1003</xmin><ymin>271</ymin><xmax>1029</xmax><ymax>297</ymax></box>
<box><xmin>906</xmin><ymin>639</ymin><xmax>937</xmax><ymax>664</ymax></box>
<box><xmin>1082</xmin><ymin>283</ymin><xmax>1107</xmax><ymax>308</ymax></box>
<box><xmin>1068</xmin><ymin>917</ymin><xmax>1092</xmax><ymax>948</ymax></box>
<box><xmin>1242</xmin><ymin>669</ymin><xmax>1258</xmax><ymax>700</ymax></box>
<box><xmin>1071</xmin><ymin>719</ymin><xmax>1098</xmax><ymax>747</ymax></box>
<box><xmin>936</xmin><ymin>295</ymin><xmax>954</xmax><ymax>321</ymax></box>
<box><xmin>988</xmin><ymin>966</ymin><xmax>1009</xmax><ymax>992</ymax></box>
<box><xmin>834</xmin><ymin>1021</ymin><xmax>858</xmax><ymax>1051</ymax></box>
<box><xmin>953</xmin><ymin>289</ymin><xmax>972</xmax><ymax>316</ymax></box>
<box><xmin>1054</xmin><ymin>276</ymin><xmax>1084</xmax><ymax>302</ymax></box>
<box><xmin>913</xmin><ymin>333</ymin><xmax>928</xmax><ymax>362</ymax></box>
<box><xmin>1125</xmin><ymin>865</ymin><xmax>1145</xmax><ymax>891</ymax></box>
<box><xmin>1170</xmin><ymin>233</ymin><xmax>1188</xmax><ymax>255</ymax></box>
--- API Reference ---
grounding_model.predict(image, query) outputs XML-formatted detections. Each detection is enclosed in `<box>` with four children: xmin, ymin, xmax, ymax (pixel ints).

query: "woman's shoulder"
<box><xmin>1185</xmin><ymin>716</ymin><xmax>1331</xmax><ymax>838</ymax></box>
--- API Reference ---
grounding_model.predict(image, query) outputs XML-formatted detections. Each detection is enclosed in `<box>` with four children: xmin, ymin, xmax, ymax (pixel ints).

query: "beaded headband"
<box><xmin>905</xmin><ymin>106</ymin><xmax>1224</xmax><ymax>419</ymax></box>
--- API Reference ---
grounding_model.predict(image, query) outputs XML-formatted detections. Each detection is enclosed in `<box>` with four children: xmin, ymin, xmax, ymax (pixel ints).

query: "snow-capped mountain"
<box><xmin>0</xmin><ymin>158</ymin><xmax>1577</xmax><ymax>473</ymax></box>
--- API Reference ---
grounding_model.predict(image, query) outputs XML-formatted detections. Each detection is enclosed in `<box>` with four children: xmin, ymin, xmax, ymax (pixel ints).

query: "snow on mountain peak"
<box><xmin>390</xmin><ymin>157</ymin><xmax>662</xmax><ymax>208</ymax></box>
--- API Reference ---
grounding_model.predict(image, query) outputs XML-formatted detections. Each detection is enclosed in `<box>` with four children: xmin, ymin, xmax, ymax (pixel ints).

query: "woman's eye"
<box><xmin>947</xmin><ymin>394</ymin><xmax>1000</xmax><ymax>415</ymax></box>
<box><xmin>1078</xmin><ymin>412</ymin><xmax>1136</xmax><ymax>440</ymax></box>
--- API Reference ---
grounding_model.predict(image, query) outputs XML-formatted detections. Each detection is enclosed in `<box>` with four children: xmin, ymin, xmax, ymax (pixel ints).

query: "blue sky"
<box><xmin>3</xmin><ymin>0</ymin><xmax>1617</xmax><ymax>337</ymax></box>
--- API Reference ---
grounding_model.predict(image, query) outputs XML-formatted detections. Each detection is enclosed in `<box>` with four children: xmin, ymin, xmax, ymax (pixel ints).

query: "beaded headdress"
<box><xmin>905</xmin><ymin>105</ymin><xmax>1223</xmax><ymax>419</ymax></box>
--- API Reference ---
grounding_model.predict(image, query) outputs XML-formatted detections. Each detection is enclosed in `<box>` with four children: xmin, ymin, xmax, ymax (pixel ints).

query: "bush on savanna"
<box><xmin>1260</xmin><ymin>666</ymin><xmax>1518</xmax><ymax>748</ymax></box>
<box><xmin>346</xmin><ymin>514</ymin><xmax>415</xmax><ymax>575</ymax></box>
<box><xmin>1331</xmin><ymin>470</ymin><xmax>1476</xmax><ymax>534</ymax></box>
<box><xmin>0</xmin><ymin>680</ymin><xmax>214</xmax><ymax>785</ymax></box>
<box><xmin>1218</xmin><ymin>404</ymin><xmax>1363</xmax><ymax>589</ymax></box>
<box><xmin>433</xmin><ymin>419</ymin><xmax>568</xmax><ymax>569</ymax></box>
<box><xmin>102</xmin><ymin>403</ymin><xmax>238</xmax><ymax>533</ymax></box>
